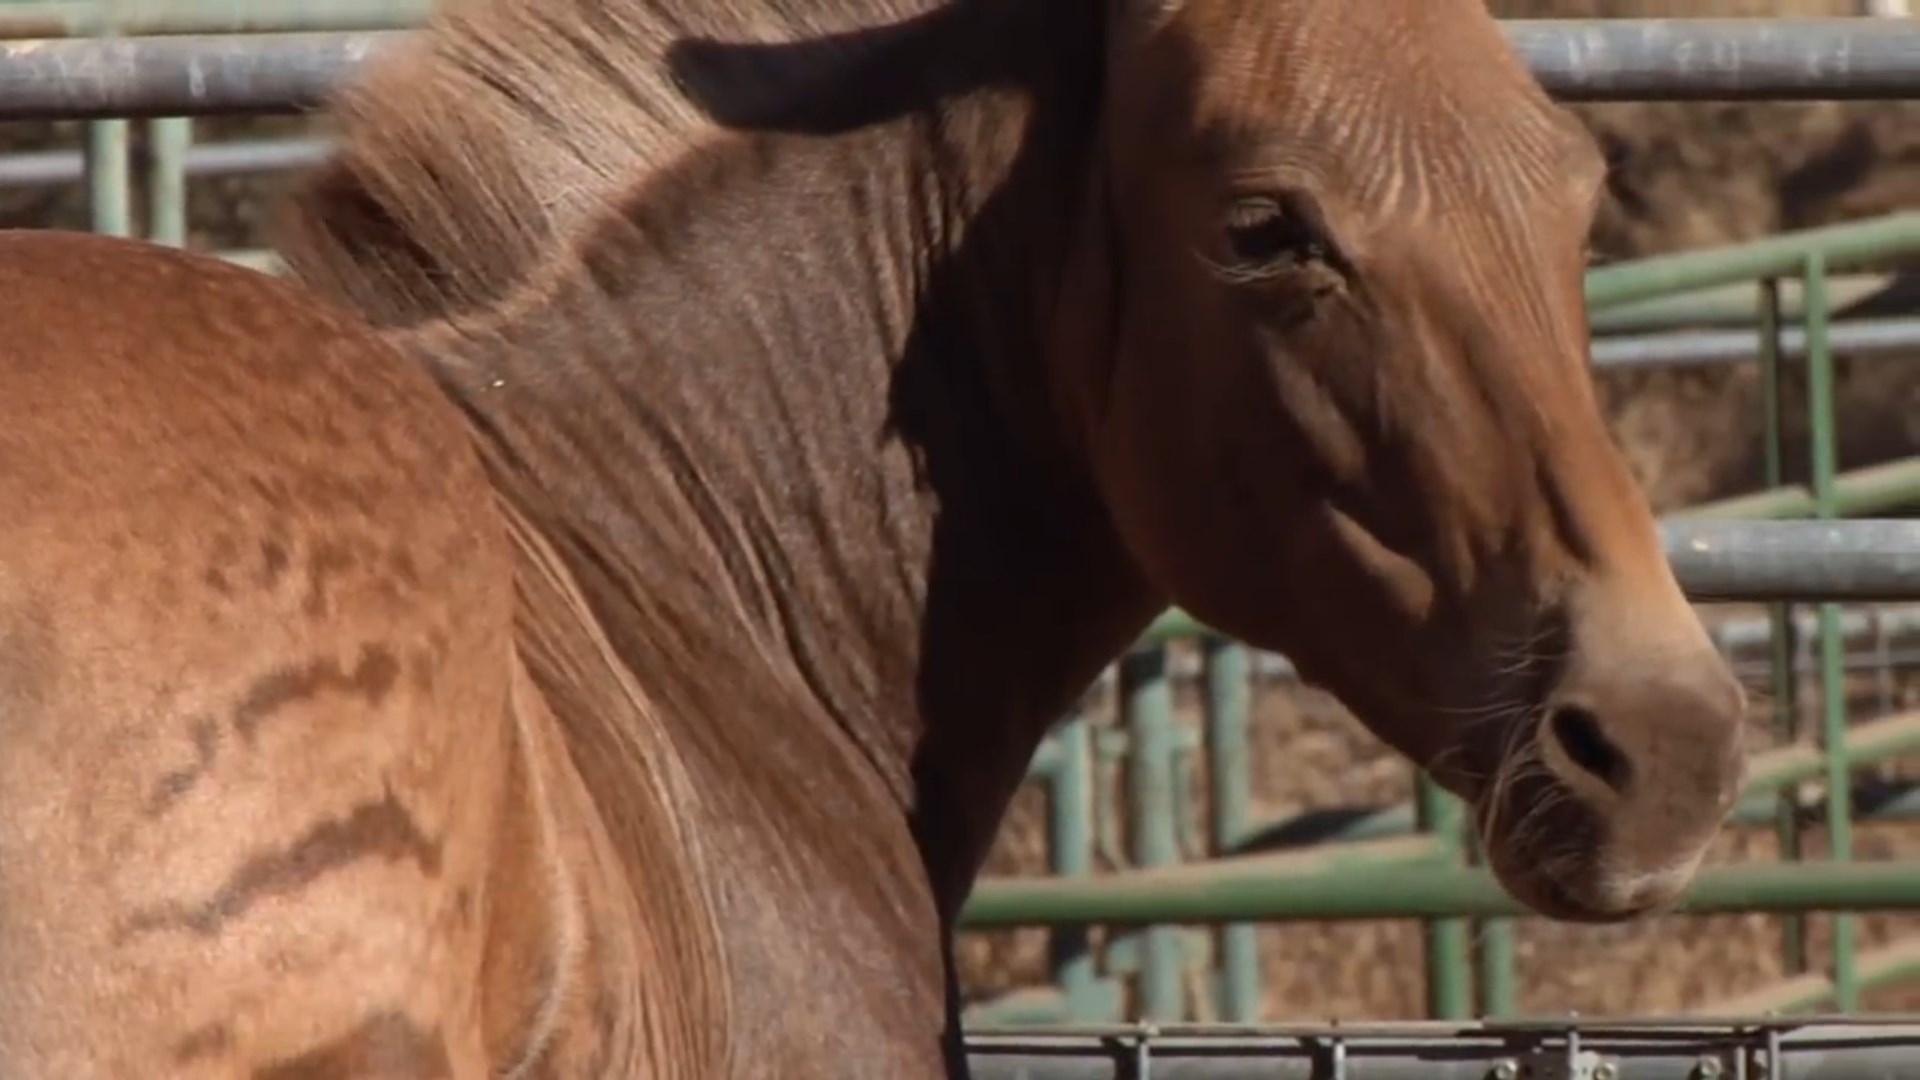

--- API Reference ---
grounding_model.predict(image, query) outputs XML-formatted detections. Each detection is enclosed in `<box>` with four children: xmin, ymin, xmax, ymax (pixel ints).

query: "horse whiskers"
<box><xmin>1475</xmin><ymin>716</ymin><xmax>1575</xmax><ymax>864</ymax></box>
<box><xmin>1424</xmin><ymin>690</ymin><xmax>1541</xmax><ymax>817</ymax></box>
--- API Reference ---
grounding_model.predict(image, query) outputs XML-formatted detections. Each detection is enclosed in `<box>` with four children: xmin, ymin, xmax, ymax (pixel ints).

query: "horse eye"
<box><xmin>1222</xmin><ymin>196</ymin><xmax>1323</xmax><ymax>269</ymax></box>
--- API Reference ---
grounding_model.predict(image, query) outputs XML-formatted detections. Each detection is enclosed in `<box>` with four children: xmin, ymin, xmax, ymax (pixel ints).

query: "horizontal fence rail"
<box><xmin>1506</xmin><ymin>18</ymin><xmax>1920</xmax><ymax>101</ymax></box>
<box><xmin>1587</xmin><ymin>273</ymin><xmax>1899</xmax><ymax>335</ymax></box>
<box><xmin>0</xmin><ymin>134</ymin><xmax>329</xmax><ymax>187</ymax></box>
<box><xmin>1591</xmin><ymin>314</ymin><xmax>1920</xmax><ymax>371</ymax></box>
<box><xmin>0</xmin><ymin>31</ymin><xmax>394</xmax><ymax>118</ymax></box>
<box><xmin>961</xmin><ymin>856</ymin><xmax>1920</xmax><ymax>928</ymax></box>
<box><xmin>1585</xmin><ymin>213</ymin><xmax>1920</xmax><ymax>310</ymax></box>
<box><xmin>1663</xmin><ymin>520</ymin><xmax>1920</xmax><ymax>602</ymax></box>
<box><xmin>0</xmin><ymin>0</ymin><xmax>427</xmax><ymax>37</ymax></box>
<box><xmin>0</xmin><ymin>20</ymin><xmax>1917</xmax><ymax>119</ymax></box>
<box><xmin>963</xmin><ymin>1019</ymin><xmax>1920</xmax><ymax>1080</ymax></box>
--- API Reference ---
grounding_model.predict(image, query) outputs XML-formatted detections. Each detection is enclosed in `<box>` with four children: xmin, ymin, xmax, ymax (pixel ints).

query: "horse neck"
<box><xmin>277</xmin><ymin>0</ymin><xmax>1036</xmax><ymax>328</ymax></box>
<box><xmin>415</xmin><ymin>62</ymin><xmax>1162</xmax><ymax>913</ymax></box>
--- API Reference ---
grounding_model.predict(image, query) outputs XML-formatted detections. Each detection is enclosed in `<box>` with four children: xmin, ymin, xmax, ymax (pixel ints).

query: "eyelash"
<box><xmin>1202</xmin><ymin>194</ymin><xmax>1337</xmax><ymax>286</ymax></box>
<box><xmin>1223</xmin><ymin>199</ymin><xmax>1322</xmax><ymax>265</ymax></box>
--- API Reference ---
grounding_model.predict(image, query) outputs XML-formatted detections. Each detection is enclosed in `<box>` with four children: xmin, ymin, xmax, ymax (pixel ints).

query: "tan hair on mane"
<box><xmin>277</xmin><ymin>0</ymin><xmax>940</xmax><ymax>325</ymax></box>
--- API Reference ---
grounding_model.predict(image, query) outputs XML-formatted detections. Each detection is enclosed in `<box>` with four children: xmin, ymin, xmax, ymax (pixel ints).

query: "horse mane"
<box><xmin>273</xmin><ymin>0</ymin><xmax>936</xmax><ymax>327</ymax></box>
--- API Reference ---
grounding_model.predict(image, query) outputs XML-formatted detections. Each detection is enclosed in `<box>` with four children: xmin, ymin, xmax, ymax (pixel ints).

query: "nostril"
<box><xmin>1547</xmin><ymin>705</ymin><xmax>1633</xmax><ymax>794</ymax></box>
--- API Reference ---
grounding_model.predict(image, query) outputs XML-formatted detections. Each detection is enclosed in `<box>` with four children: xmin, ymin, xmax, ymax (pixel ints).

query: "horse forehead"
<box><xmin>1182</xmin><ymin>0</ymin><xmax>1564</xmax><ymax>150</ymax></box>
<box><xmin>1187</xmin><ymin>40</ymin><xmax>1592</xmax><ymax>219</ymax></box>
<box><xmin>1183</xmin><ymin>0</ymin><xmax>1522</xmax><ymax>64</ymax></box>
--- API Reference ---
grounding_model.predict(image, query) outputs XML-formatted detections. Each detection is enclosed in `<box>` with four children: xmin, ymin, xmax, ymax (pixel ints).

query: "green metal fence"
<box><xmin>4</xmin><ymin>2</ymin><xmax>1920</xmax><ymax>1046</ymax></box>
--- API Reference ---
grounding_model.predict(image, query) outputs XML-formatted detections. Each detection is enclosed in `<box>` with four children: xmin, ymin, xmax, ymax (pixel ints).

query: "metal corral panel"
<box><xmin>964</xmin><ymin>1019</ymin><xmax>1920</xmax><ymax>1079</ymax></box>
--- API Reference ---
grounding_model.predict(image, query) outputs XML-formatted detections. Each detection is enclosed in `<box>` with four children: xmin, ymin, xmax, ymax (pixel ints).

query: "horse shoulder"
<box><xmin>0</xmin><ymin>231</ymin><xmax>551</xmax><ymax>1077</ymax></box>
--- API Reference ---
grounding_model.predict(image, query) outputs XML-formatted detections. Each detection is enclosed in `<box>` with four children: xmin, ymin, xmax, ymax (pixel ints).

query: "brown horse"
<box><xmin>0</xmin><ymin>0</ymin><xmax>1748</xmax><ymax>1075</ymax></box>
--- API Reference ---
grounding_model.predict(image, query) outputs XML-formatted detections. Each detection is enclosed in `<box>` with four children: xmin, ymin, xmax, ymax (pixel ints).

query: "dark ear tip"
<box><xmin>661</xmin><ymin>8</ymin><xmax>997</xmax><ymax>135</ymax></box>
<box><xmin>1109</xmin><ymin>0</ymin><xmax>1182</xmax><ymax>31</ymax></box>
<box><xmin>662</xmin><ymin>38</ymin><xmax>747</xmax><ymax>118</ymax></box>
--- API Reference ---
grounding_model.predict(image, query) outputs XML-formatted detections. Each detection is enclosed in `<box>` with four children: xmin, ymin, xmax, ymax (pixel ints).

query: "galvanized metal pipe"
<box><xmin>1508</xmin><ymin>18</ymin><xmax>1920</xmax><ymax>101</ymax></box>
<box><xmin>1591</xmin><ymin>315</ymin><xmax>1920</xmax><ymax>372</ymax></box>
<box><xmin>0</xmin><ymin>0</ymin><xmax>428</xmax><ymax>38</ymax></box>
<box><xmin>1662</xmin><ymin>520</ymin><xmax>1920</xmax><ymax>603</ymax></box>
<box><xmin>0</xmin><ymin>32</ymin><xmax>400</xmax><ymax>119</ymax></box>
<box><xmin>0</xmin><ymin>135</ymin><xmax>329</xmax><ymax>187</ymax></box>
<box><xmin>963</xmin><ymin>1021</ymin><xmax>1920</xmax><ymax>1080</ymax></box>
<box><xmin>2</xmin><ymin>3</ymin><xmax>1918</xmax><ymax>112</ymax></box>
<box><xmin>0</xmin><ymin>21</ymin><xmax>1918</xmax><ymax>121</ymax></box>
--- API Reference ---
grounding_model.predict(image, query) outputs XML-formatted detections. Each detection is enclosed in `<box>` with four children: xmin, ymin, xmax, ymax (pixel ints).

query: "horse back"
<box><xmin>0</xmin><ymin>230</ymin><xmax>532</xmax><ymax>1077</ymax></box>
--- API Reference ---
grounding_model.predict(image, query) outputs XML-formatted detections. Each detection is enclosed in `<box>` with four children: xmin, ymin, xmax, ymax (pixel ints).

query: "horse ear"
<box><xmin>1108</xmin><ymin>0</ymin><xmax>1181</xmax><ymax>36</ymax></box>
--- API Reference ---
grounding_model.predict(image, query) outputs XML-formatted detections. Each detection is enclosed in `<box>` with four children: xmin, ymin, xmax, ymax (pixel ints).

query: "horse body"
<box><xmin>0</xmin><ymin>234</ymin><xmax>518</xmax><ymax>1075</ymax></box>
<box><xmin>0</xmin><ymin>0</ymin><xmax>1751</xmax><ymax>1076</ymax></box>
<box><xmin>0</xmin><ymin>206</ymin><xmax>954</xmax><ymax>1078</ymax></box>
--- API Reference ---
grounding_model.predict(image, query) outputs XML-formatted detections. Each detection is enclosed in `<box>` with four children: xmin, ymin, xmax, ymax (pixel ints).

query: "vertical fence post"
<box><xmin>1123</xmin><ymin>647</ymin><xmax>1184</xmax><ymax>1021</ymax></box>
<box><xmin>1467</xmin><ymin>778</ymin><xmax>1515</xmax><ymax>1015</ymax></box>
<box><xmin>1047</xmin><ymin>716</ymin><xmax>1101</xmax><ymax>1020</ymax></box>
<box><xmin>144</xmin><ymin>117</ymin><xmax>193</xmax><ymax>247</ymax></box>
<box><xmin>85</xmin><ymin>120</ymin><xmax>131</xmax><ymax>237</ymax></box>
<box><xmin>1477</xmin><ymin>911</ymin><xmax>1517</xmax><ymax>1017</ymax></box>
<box><xmin>1803</xmin><ymin>253</ymin><xmax>1859</xmax><ymax>1011</ymax></box>
<box><xmin>80</xmin><ymin>9</ymin><xmax>131</xmax><ymax>238</ymax></box>
<box><xmin>1757</xmin><ymin>276</ymin><xmax>1811</xmax><ymax>982</ymax></box>
<box><xmin>1201</xmin><ymin>637</ymin><xmax>1260</xmax><ymax>1021</ymax></box>
<box><xmin>1416</xmin><ymin>774</ymin><xmax>1472</xmax><ymax>1019</ymax></box>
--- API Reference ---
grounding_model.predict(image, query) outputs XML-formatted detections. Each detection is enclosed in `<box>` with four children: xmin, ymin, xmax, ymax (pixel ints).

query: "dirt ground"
<box><xmin>2</xmin><ymin>0</ymin><xmax>1917</xmax><ymax>1023</ymax></box>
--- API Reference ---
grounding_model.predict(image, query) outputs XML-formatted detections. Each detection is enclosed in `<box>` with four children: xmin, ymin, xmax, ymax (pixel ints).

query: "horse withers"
<box><xmin>0</xmin><ymin>0</ymin><xmax>1743</xmax><ymax>1075</ymax></box>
